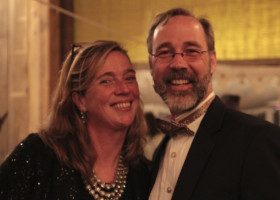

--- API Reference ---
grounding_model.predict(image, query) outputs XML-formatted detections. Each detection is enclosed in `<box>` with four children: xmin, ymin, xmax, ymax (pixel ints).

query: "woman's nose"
<box><xmin>114</xmin><ymin>81</ymin><xmax>130</xmax><ymax>94</ymax></box>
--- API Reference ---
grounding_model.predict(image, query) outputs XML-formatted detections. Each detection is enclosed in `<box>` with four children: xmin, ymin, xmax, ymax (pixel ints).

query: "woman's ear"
<box><xmin>72</xmin><ymin>92</ymin><xmax>86</xmax><ymax>111</ymax></box>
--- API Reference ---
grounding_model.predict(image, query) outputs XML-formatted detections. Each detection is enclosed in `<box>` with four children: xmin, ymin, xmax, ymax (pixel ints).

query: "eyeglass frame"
<box><xmin>70</xmin><ymin>43</ymin><xmax>90</xmax><ymax>64</ymax></box>
<box><xmin>150</xmin><ymin>48</ymin><xmax>209</xmax><ymax>63</ymax></box>
<box><xmin>69</xmin><ymin>43</ymin><xmax>92</xmax><ymax>95</ymax></box>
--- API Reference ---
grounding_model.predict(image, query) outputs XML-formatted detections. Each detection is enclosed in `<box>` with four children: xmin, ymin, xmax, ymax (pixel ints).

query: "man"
<box><xmin>147</xmin><ymin>8</ymin><xmax>280</xmax><ymax>200</ymax></box>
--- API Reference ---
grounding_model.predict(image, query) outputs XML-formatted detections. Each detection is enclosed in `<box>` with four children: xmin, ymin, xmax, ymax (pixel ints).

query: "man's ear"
<box><xmin>149</xmin><ymin>56</ymin><xmax>154</xmax><ymax>75</ymax></box>
<box><xmin>72</xmin><ymin>92</ymin><xmax>86</xmax><ymax>111</ymax></box>
<box><xmin>210</xmin><ymin>51</ymin><xmax>217</xmax><ymax>74</ymax></box>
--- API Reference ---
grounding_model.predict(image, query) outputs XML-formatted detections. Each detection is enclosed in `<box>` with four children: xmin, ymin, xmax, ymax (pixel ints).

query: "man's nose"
<box><xmin>170</xmin><ymin>53</ymin><xmax>188</xmax><ymax>69</ymax></box>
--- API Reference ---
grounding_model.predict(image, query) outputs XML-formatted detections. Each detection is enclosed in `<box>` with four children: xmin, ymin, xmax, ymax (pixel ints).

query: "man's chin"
<box><xmin>163</xmin><ymin>93</ymin><xmax>198</xmax><ymax>113</ymax></box>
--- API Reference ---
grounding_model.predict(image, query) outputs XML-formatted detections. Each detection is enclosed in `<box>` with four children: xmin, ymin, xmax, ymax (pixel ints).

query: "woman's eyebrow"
<box><xmin>96</xmin><ymin>69</ymin><xmax>135</xmax><ymax>80</ymax></box>
<box><xmin>95</xmin><ymin>72</ymin><xmax>114</xmax><ymax>80</ymax></box>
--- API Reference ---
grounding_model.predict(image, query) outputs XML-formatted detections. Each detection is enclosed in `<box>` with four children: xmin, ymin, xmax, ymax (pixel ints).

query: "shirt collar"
<box><xmin>173</xmin><ymin>92</ymin><xmax>215</xmax><ymax>134</ymax></box>
<box><xmin>174</xmin><ymin>92</ymin><xmax>215</xmax><ymax>122</ymax></box>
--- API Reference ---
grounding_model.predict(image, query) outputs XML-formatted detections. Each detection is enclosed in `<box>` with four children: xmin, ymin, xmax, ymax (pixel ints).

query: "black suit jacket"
<box><xmin>150</xmin><ymin>97</ymin><xmax>280</xmax><ymax>200</ymax></box>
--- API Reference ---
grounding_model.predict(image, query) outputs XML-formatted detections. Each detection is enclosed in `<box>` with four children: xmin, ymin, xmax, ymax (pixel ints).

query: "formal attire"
<box><xmin>0</xmin><ymin>134</ymin><xmax>151</xmax><ymax>200</ymax></box>
<box><xmin>149</xmin><ymin>95</ymin><xmax>280</xmax><ymax>200</ymax></box>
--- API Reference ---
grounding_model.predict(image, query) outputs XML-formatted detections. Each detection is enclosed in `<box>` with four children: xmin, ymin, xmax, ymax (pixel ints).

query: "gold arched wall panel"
<box><xmin>74</xmin><ymin>0</ymin><xmax>280</xmax><ymax>63</ymax></box>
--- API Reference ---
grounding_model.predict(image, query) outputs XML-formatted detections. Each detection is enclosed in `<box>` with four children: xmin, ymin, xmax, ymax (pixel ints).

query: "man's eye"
<box><xmin>157</xmin><ymin>50</ymin><xmax>172</xmax><ymax>57</ymax></box>
<box><xmin>126</xmin><ymin>76</ymin><xmax>136</xmax><ymax>81</ymax></box>
<box><xmin>184</xmin><ymin>49</ymin><xmax>199</xmax><ymax>55</ymax></box>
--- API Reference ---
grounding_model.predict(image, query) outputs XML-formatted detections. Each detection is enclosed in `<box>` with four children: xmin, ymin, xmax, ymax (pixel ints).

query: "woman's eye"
<box><xmin>100</xmin><ymin>79</ymin><xmax>112</xmax><ymax>84</ymax></box>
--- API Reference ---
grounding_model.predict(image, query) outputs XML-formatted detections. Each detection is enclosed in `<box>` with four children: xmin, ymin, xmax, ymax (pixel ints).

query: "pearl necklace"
<box><xmin>84</xmin><ymin>154</ymin><xmax>128</xmax><ymax>200</ymax></box>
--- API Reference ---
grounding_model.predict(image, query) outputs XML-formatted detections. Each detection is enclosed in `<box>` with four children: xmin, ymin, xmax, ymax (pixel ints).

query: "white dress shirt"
<box><xmin>149</xmin><ymin>92</ymin><xmax>215</xmax><ymax>200</ymax></box>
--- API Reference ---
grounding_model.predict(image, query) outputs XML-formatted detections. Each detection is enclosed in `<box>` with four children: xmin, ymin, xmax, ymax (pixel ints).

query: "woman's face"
<box><xmin>81</xmin><ymin>51</ymin><xmax>139</xmax><ymax>131</ymax></box>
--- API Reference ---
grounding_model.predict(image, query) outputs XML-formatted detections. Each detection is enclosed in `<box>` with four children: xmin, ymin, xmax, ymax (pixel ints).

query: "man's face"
<box><xmin>149</xmin><ymin>15</ymin><xmax>216</xmax><ymax>116</ymax></box>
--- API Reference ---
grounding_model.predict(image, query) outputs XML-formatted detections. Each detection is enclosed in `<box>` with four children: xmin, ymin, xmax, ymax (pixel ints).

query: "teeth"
<box><xmin>171</xmin><ymin>79</ymin><xmax>189</xmax><ymax>85</ymax></box>
<box><xmin>114</xmin><ymin>102</ymin><xmax>131</xmax><ymax>108</ymax></box>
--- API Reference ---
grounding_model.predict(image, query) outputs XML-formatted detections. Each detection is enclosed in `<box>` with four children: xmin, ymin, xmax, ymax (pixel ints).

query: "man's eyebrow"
<box><xmin>183</xmin><ymin>41</ymin><xmax>202</xmax><ymax>48</ymax></box>
<box><xmin>155</xmin><ymin>42</ymin><xmax>173</xmax><ymax>51</ymax></box>
<box><xmin>125</xmin><ymin>69</ymin><xmax>136</xmax><ymax>74</ymax></box>
<box><xmin>155</xmin><ymin>41</ymin><xmax>203</xmax><ymax>52</ymax></box>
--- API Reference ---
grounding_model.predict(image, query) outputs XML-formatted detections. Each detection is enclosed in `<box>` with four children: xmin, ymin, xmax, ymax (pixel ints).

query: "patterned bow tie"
<box><xmin>156</xmin><ymin>118</ymin><xmax>195</xmax><ymax>136</ymax></box>
<box><xmin>156</xmin><ymin>96</ymin><xmax>215</xmax><ymax>137</ymax></box>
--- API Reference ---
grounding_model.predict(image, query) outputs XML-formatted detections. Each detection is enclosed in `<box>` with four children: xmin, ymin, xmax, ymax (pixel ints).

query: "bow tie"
<box><xmin>156</xmin><ymin>118</ymin><xmax>195</xmax><ymax>136</ymax></box>
<box><xmin>156</xmin><ymin>96</ymin><xmax>215</xmax><ymax>137</ymax></box>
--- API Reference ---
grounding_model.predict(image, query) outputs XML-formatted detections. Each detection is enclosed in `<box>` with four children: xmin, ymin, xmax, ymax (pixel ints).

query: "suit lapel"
<box><xmin>172</xmin><ymin>97</ymin><xmax>227</xmax><ymax>200</ymax></box>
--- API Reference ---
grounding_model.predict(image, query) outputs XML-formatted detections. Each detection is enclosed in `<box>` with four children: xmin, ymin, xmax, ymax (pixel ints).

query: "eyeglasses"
<box><xmin>151</xmin><ymin>49</ymin><xmax>208</xmax><ymax>63</ymax></box>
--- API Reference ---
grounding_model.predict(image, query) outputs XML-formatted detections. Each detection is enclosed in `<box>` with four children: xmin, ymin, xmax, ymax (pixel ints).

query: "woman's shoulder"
<box><xmin>0</xmin><ymin>133</ymin><xmax>54</xmax><ymax>169</ymax></box>
<box><xmin>21</xmin><ymin>133</ymin><xmax>44</xmax><ymax>145</ymax></box>
<box><xmin>125</xmin><ymin>156</ymin><xmax>152</xmax><ymax>200</ymax></box>
<box><xmin>12</xmin><ymin>133</ymin><xmax>49</xmax><ymax>156</ymax></box>
<box><xmin>0</xmin><ymin>133</ymin><xmax>56</xmax><ymax>198</ymax></box>
<box><xmin>138</xmin><ymin>156</ymin><xmax>153</xmax><ymax>172</ymax></box>
<box><xmin>129</xmin><ymin>156</ymin><xmax>152</xmax><ymax>178</ymax></box>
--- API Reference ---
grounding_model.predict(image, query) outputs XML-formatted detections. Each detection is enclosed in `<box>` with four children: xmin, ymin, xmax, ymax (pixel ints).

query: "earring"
<box><xmin>80</xmin><ymin>111</ymin><xmax>87</xmax><ymax>124</ymax></box>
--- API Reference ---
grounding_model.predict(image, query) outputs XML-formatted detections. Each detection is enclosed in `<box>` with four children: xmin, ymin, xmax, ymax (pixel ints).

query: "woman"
<box><xmin>0</xmin><ymin>40</ymin><xmax>151</xmax><ymax>199</ymax></box>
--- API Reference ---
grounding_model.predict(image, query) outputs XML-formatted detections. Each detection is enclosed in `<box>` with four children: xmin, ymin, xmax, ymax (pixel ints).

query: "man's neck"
<box><xmin>173</xmin><ymin>92</ymin><xmax>215</xmax><ymax>122</ymax></box>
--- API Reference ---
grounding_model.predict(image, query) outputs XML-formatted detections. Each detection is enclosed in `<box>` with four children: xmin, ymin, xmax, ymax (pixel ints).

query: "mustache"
<box><xmin>163</xmin><ymin>70</ymin><xmax>197</xmax><ymax>83</ymax></box>
<box><xmin>153</xmin><ymin>70</ymin><xmax>198</xmax><ymax>95</ymax></box>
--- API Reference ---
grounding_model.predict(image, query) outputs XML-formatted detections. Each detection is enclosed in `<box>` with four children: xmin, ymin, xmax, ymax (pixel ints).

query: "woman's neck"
<box><xmin>87</xmin><ymin>124</ymin><xmax>127</xmax><ymax>182</ymax></box>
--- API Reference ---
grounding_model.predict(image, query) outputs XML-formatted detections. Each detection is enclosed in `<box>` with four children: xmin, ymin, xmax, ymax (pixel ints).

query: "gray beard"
<box><xmin>153</xmin><ymin>68</ymin><xmax>212</xmax><ymax>114</ymax></box>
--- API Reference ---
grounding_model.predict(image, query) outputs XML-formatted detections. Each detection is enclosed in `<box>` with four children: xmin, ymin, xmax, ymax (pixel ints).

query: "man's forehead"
<box><xmin>153</xmin><ymin>16</ymin><xmax>205</xmax><ymax>46</ymax></box>
<box><xmin>156</xmin><ymin>15</ymin><xmax>200</xmax><ymax>30</ymax></box>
